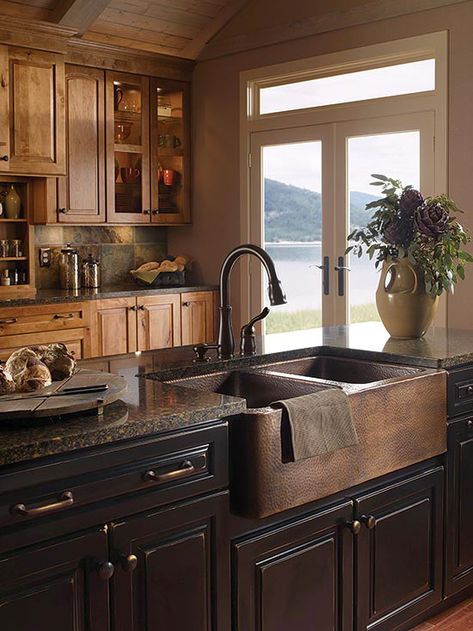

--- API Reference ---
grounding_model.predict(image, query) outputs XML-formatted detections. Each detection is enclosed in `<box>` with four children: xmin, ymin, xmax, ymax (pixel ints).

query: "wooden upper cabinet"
<box><xmin>0</xmin><ymin>46</ymin><xmax>66</xmax><ymax>176</ymax></box>
<box><xmin>106</xmin><ymin>71</ymin><xmax>150</xmax><ymax>223</ymax></box>
<box><xmin>57</xmin><ymin>65</ymin><xmax>105</xmax><ymax>223</ymax></box>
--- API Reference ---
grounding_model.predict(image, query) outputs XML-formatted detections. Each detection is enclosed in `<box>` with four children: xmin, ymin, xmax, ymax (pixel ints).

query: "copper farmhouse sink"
<box><xmin>166</xmin><ymin>359</ymin><xmax>447</xmax><ymax>518</ymax></box>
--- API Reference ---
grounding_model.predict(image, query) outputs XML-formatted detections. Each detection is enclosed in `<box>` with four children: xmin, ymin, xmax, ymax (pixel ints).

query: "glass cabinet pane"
<box><xmin>152</xmin><ymin>80</ymin><xmax>189</xmax><ymax>223</ymax></box>
<box><xmin>109</xmin><ymin>74</ymin><xmax>149</xmax><ymax>222</ymax></box>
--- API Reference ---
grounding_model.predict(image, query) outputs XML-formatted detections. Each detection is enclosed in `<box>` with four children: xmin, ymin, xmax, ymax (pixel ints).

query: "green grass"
<box><xmin>266</xmin><ymin>303</ymin><xmax>380</xmax><ymax>334</ymax></box>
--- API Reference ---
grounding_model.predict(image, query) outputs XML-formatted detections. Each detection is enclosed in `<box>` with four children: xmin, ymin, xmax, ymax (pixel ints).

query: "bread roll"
<box><xmin>0</xmin><ymin>365</ymin><xmax>15</xmax><ymax>395</ymax></box>
<box><xmin>6</xmin><ymin>347</ymin><xmax>52</xmax><ymax>393</ymax></box>
<box><xmin>137</xmin><ymin>261</ymin><xmax>160</xmax><ymax>272</ymax></box>
<box><xmin>37</xmin><ymin>343</ymin><xmax>77</xmax><ymax>381</ymax></box>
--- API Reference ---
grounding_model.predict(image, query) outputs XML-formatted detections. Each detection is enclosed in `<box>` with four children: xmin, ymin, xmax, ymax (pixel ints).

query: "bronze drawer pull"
<box><xmin>0</xmin><ymin>155</ymin><xmax>8</xmax><ymax>162</ymax></box>
<box><xmin>0</xmin><ymin>317</ymin><xmax>17</xmax><ymax>324</ymax></box>
<box><xmin>11</xmin><ymin>490</ymin><xmax>74</xmax><ymax>518</ymax></box>
<box><xmin>53</xmin><ymin>313</ymin><xmax>74</xmax><ymax>319</ymax></box>
<box><xmin>345</xmin><ymin>520</ymin><xmax>361</xmax><ymax>535</ymax></box>
<box><xmin>360</xmin><ymin>514</ymin><xmax>376</xmax><ymax>529</ymax></box>
<box><xmin>143</xmin><ymin>460</ymin><xmax>195</xmax><ymax>483</ymax></box>
<box><xmin>119</xmin><ymin>554</ymin><xmax>138</xmax><ymax>573</ymax></box>
<box><xmin>96</xmin><ymin>561</ymin><xmax>115</xmax><ymax>581</ymax></box>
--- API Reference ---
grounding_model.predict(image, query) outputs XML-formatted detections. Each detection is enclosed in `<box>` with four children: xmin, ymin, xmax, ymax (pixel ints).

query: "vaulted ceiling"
<box><xmin>0</xmin><ymin>0</ymin><xmax>250</xmax><ymax>58</ymax></box>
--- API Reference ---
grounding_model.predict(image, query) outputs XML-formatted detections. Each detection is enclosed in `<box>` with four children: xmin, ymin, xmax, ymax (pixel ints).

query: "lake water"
<box><xmin>265</xmin><ymin>242</ymin><xmax>380</xmax><ymax>312</ymax></box>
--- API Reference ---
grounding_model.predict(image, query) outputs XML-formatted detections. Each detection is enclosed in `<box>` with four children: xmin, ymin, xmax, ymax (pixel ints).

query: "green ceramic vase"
<box><xmin>4</xmin><ymin>184</ymin><xmax>21</xmax><ymax>219</ymax></box>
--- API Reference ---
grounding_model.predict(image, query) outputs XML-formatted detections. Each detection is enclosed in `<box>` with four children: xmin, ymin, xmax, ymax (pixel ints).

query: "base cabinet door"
<box><xmin>91</xmin><ymin>298</ymin><xmax>137</xmax><ymax>357</ymax></box>
<box><xmin>0</xmin><ymin>527</ymin><xmax>110</xmax><ymax>631</ymax></box>
<box><xmin>110</xmin><ymin>492</ymin><xmax>229</xmax><ymax>631</ymax></box>
<box><xmin>137</xmin><ymin>294</ymin><xmax>181</xmax><ymax>350</ymax></box>
<box><xmin>235</xmin><ymin>501</ymin><xmax>354</xmax><ymax>631</ymax></box>
<box><xmin>354</xmin><ymin>467</ymin><xmax>444</xmax><ymax>631</ymax></box>
<box><xmin>446</xmin><ymin>418</ymin><xmax>473</xmax><ymax>595</ymax></box>
<box><xmin>181</xmin><ymin>291</ymin><xmax>214</xmax><ymax>346</ymax></box>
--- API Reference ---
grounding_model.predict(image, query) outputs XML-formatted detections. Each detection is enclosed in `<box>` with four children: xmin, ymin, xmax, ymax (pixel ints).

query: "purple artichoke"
<box><xmin>383</xmin><ymin>218</ymin><xmax>414</xmax><ymax>247</ymax></box>
<box><xmin>400</xmin><ymin>188</ymin><xmax>424</xmax><ymax>216</ymax></box>
<box><xmin>415</xmin><ymin>202</ymin><xmax>449</xmax><ymax>237</ymax></box>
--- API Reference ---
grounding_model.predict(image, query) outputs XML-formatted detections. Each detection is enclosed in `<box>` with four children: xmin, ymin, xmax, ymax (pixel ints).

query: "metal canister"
<box><xmin>59</xmin><ymin>243</ymin><xmax>80</xmax><ymax>290</ymax></box>
<box><xmin>81</xmin><ymin>253</ymin><xmax>101</xmax><ymax>289</ymax></box>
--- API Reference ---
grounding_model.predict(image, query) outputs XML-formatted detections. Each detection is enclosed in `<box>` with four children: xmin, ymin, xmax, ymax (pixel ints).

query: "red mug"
<box><xmin>162</xmin><ymin>169</ymin><xmax>175</xmax><ymax>186</ymax></box>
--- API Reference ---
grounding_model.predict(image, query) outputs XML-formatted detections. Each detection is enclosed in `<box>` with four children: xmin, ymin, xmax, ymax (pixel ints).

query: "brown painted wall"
<box><xmin>168</xmin><ymin>1</ymin><xmax>473</xmax><ymax>329</ymax></box>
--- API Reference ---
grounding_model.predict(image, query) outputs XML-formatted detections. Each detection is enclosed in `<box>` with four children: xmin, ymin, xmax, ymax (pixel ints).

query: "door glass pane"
<box><xmin>262</xmin><ymin>141</ymin><xmax>323</xmax><ymax>339</ymax></box>
<box><xmin>260</xmin><ymin>59</ymin><xmax>435</xmax><ymax>115</ymax></box>
<box><xmin>155</xmin><ymin>85</ymin><xmax>185</xmax><ymax>215</ymax></box>
<box><xmin>347</xmin><ymin>131</ymin><xmax>420</xmax><ymax>324</ymax></box>
<box><xmin>113</xmin><ymin>80</ymin><xmax>144</xmax><ymax>215</ymax></box>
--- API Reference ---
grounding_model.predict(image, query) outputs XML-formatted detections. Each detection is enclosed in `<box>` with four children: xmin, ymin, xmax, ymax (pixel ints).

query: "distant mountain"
<box><xmin>264</xmin><ymin>178</ymin><xmax>377</xmax><ymax>242</ymax></box>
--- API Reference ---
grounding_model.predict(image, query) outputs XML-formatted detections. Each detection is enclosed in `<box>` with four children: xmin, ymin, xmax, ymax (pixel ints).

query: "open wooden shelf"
<box><xmin>0</xmin><ymin>257</ymin><xmax>27</xmax><ymax>261</ymax></box>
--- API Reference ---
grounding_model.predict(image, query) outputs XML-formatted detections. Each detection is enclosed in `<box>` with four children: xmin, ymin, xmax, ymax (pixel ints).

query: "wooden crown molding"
<box><xmin>0</xmin><ymin>14</ymin><xmax>77</xmax><ymax>53</ymax></box>
<box><xmin>66</xmin><ymin>38</ymin><xmax>195</xmax><ymax>81</ymax></box>
<box><xmin>199</xmin><ymin>0</ymin><xmax>469</xmax><ymax>61</ymax></box>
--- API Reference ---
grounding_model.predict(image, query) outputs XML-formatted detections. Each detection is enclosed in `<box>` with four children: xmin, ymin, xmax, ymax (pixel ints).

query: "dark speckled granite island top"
<box><xmin>1</xmin><ymin>322</ymin><xmax>473</xmax><ymax>468</ymax></box>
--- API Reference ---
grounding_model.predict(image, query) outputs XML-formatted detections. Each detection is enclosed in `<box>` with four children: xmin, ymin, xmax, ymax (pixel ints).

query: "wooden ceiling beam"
<box><xmin>51</xmin><ymin>0</ymin><xmax>112</xmax><ymax>35</ymax></box>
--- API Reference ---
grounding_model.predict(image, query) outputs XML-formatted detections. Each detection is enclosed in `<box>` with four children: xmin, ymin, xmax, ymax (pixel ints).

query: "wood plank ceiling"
<box><xmin>0</xmin><ymin>0</ymin><xmax>249</xmax><ymax>58</ymax></box>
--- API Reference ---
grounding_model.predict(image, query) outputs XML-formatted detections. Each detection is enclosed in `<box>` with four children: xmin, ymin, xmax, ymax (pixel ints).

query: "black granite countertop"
<box><xmin>1</xmin><ymin>322</ymin><xmax>473</xmax><ymax>469</ymax></box>
<box><xmin>0</xmin><ymin>283</ymin><xmax>218</xmax><ymax>307</ymax></box>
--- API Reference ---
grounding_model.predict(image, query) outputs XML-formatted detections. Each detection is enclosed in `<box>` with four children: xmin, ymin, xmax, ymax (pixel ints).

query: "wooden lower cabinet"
<box><xmin>354</xmin><ymin>467</ymin><xmax>444</xmax><ymax>631</ymax></box>
<box><xmin>445</xmin><ymin>418</ymin><xmax>473</xmax><ymax>595</ymax></box>
<box><xmin>0</xmin><ymin>527</ymin><xmax>110</xmax><ymax>631</ymax></box>
<box><xmin>90</xmin><ymin>297</ymin><xmax>137</xmax><ymax>357</ymax></box>
<box><xmin>137</xmin><ymin>294</ymin><xmax>181</xmax><ymax>351</ymax></box>
<box><xmin>235</xmin><ymin>501</ymin><xmax>354</xmax><ymax>631</ymax></box>
<box><xmin>111</xmin><ymin>492</ymin><xmax>229</xmax><ymax>631</ymax></box>
<box><xmin>181</xmin><ymin>291</ymin><xmax>215</xmax><ymax>346</ymax></box>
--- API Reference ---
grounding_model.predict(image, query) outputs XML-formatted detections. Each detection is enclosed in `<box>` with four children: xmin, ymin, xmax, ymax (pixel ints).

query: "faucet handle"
<box><xmin>240</xmin><ymin>307</ymin><xmax>270</xmax><ymax>356</ymax></box>
<box><xmin>193</xmin><ymin>343</ymin><xmax>220</xmax><ymax>363</ymax></box>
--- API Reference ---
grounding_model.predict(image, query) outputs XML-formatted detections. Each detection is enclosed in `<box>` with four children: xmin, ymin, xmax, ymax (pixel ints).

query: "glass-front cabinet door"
<box><xmin>150</xmin><ymin>78</ymin><xmax>190</xmax><ymax>224</ymax></box>
<box><xmin>106</xmin><ymin>72</ymin><xmax>150</xmax><ymax>223</ymax></box>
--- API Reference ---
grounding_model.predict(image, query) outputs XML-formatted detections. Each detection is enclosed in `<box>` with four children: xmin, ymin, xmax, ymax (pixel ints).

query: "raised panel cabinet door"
<box><xmin>354</xmin><ymin>467</ymin><xmax>444</xmax><ymax>631</ymax></box>
<box><xmin>7</xmin><ymin>47</ymin><xmax>65</xmax><ymax>175</ymax></box>
<box><xmin>445</xmin><ymin>418</ymin><xmax>473</xmax><ymax>596</ymax></box>
<box><xmin>58</xmin><ymin>66</ymin><xmax>105</xmax><ymax>222</ymax></box>
<box><xmin>0</xmin><ymin>527</ymin><xmax>110</xmax><ymax>631</ymax></box>
<box><xmin>91</xmin><ymin>298</ymin><xmax>137</xmax><ymax>357</ymax></box>
<box><xmin>181</xmin><ymin>291</ymin><xmax>214</xmax><ymax>346</ymax></box>
<box><xmin>137</xmin><ymin>294</ymin><xmax>181</xmax><ymax>351</ymax></box>
<box><xmin>235</xmin><ymin>501</ymin><xmax>354</xmax><ymax>631</ymax></box>
<box><xmin>110</xmin><ymin>492</ymin><xmax>230</xmax><ymax>631</ymax></box>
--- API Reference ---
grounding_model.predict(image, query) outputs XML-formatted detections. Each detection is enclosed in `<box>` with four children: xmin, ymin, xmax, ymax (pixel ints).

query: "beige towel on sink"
<box><xmin>272</xmin><ymin>389</ymin><xmax>358</xmax><ymax>461</ymax></box>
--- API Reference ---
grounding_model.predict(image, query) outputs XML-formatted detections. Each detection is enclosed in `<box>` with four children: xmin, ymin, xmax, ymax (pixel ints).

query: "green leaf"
<box><xmin>371</xmin><ymin>174</ymin><xmax>388</xmax><ymax>181</ymax></box>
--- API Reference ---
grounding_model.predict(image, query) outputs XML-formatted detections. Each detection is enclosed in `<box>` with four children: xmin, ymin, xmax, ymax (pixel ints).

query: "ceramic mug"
<box><xmin>121</xmin><ymin>167</ymin><xmax>141</xmax><ymax>183</ymax></box>
<box><xmin>162</xmin><ymin>169</ymin><xmax>176</xmax><ymax>186</ymax></box>
<box><xmin>114</xmin><ymin>87</ymin><xmax>123</xmax><ymax>111</ymax></box>
<box><xmin>158</xmin><ymin>134</ymin><xmax>181</xmax><ymax>149</ymax></box>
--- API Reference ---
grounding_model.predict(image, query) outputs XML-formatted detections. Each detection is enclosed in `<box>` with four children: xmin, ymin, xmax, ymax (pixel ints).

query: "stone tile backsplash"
<box><xmin>34</xmin><ymin>226</ymin><xmax>167</xmax><ymax>288</ymax></box>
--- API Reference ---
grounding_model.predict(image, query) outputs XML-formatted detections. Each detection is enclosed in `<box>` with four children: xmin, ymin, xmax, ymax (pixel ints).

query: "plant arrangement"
<box><xmin>347</xmin><ymin>174</ymin><xmax>473</xmax><ymax>296</ymax></box>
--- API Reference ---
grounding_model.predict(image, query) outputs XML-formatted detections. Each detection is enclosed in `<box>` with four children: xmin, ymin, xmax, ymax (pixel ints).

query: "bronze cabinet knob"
<box><xmin>130</xmin><ymin>305</ymin><xmax>138</xmax><ymax>311</ymax></box>
<box><xmin>97</xmin><ymin>561</ymin><xmax>115</xmax><ymax>581</ymax></box>
<box><xmin>143</xmin><ymin>209</ymin><xmax>151</xmax><ymax>215</ymax></box>
<box><xmin>345</xmin><ymin>520</ymin><xmax>361</xmax><ymax>535</ymax></box>
<box><xmin>467</xmin><ymin>419</ymin><xmax>473</xmax><ymax>431</ymax></box>
<box><xmin>58</xmin><ymin>208</ymin><xmax>68</xmax><ymax>214</ymax></box>
<box><xmin>120</xmin><ymin>554</ymin><xmax>138</xmax><ymax>573</ymax></box>
<box><xmin>360</xmin><ymin>514</ymin><xmax>376</xmax><ymax>529</ymax></box>
<box><xmin>0</xmin><ymin>155</ymin><xmax>8</xmax><ymax>161</ymax></box>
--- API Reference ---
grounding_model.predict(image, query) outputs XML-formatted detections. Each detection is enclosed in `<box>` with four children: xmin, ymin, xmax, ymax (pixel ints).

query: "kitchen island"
<box><xmin>0</xmin><ymin>323</ymin><xmax>472</xmax><ymax>631</ymax></box>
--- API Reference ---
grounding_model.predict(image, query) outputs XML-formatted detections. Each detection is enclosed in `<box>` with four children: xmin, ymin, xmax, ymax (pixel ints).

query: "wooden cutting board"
<box><xmin>0</xmin><ymin>369</ymin><xmax>127</xmax><ymax>420</ymax></box>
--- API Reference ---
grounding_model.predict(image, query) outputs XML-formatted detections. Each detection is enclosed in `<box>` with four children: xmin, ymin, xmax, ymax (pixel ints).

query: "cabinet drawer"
<box><xmin>0</xmin><ymin>424</ymin><xmax>228</xmax><ymax>533</ymax></box>
<box><xmin>0</xmin><ymin>302</ymin><xmax>89</xmax><ymax>337</ymax></box>
<box><xmin>0</xmin><ymin>328</ymin><xmax>89</xmax><ymax>360</ymax></box>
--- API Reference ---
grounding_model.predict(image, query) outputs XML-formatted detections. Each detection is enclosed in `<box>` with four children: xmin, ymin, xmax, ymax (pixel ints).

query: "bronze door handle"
<box><xmin>130</xmin><ymin>305</ymin><xmax>138</xmax><ymax>311</ymax></box>
<box><xmin>143</xmin><ymin>460</ymin><xmax>195</xmax><ymax>484</ymax></box>
<box><xmin>0</xmin><ymin>317</ymin><xmax>17</xmax><ymax>324</ymax></box>
<box><xmin>0</xmin><ymin>155</ymin><xmax>8</xmax><ymax>162</ymax></box>
<box><xmin>11</xmin><ymin>491</ymin><xmax>74</xmax><ymax>518</ymax></box>
<box><xmin>58</xmin><ymin>208</ymin><xmax>69</xmax><ymax>214</ymax></box>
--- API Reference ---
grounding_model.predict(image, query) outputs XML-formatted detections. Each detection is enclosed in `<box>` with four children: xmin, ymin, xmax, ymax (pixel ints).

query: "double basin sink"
<box><xmin>163</xmin><ymin>354</ymin><xmax>447</xmax><ymax>518</ymax></box>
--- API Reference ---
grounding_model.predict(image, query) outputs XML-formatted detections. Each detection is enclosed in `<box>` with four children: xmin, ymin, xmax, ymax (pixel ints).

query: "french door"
<box><xmin>248</xmin><ymin>112</ymin><xmax>435</xmax><ymax>334</ymax></box>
